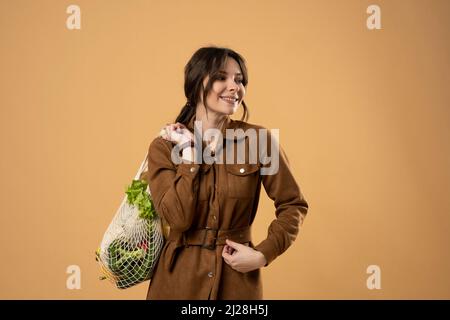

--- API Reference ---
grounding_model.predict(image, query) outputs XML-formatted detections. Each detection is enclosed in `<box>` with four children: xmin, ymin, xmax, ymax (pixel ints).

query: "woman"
<box><xmin>145</xmin><ymin>46</ymin><xmax>309</xmax><ymax>300</ymax></box>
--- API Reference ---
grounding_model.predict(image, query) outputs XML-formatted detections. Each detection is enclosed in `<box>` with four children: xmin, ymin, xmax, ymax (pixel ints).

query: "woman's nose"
<box><xmin>227</xmin><ymin>79</ymin><xmax>239</xmax><ymax>92</ymax></box>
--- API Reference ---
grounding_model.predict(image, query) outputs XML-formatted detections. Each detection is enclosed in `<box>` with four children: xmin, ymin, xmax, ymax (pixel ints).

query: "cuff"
<box><xmin>254</xmin><ymin>239</ymin><xmax>278</xmax><ymax>267</ymax></box>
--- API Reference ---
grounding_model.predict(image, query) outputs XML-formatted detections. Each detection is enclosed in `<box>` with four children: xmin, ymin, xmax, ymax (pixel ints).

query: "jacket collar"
<box><xmin>186</xmin><ymin>115</ymin><xmax>246</xmax><ymax>142</ymax></box>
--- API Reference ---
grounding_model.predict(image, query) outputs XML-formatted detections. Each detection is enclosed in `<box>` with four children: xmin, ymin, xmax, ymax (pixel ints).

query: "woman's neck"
<box><xmin>195</xmin><ymin>107</ymin><xmax>228</xmax><ymax>135</ymax></box>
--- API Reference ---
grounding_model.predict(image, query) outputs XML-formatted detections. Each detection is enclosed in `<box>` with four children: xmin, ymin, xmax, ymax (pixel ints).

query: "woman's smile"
<box><xmin>220</xmin><ymin>95</ymin><xmax>238</xmax><ymax>105</ymax></box>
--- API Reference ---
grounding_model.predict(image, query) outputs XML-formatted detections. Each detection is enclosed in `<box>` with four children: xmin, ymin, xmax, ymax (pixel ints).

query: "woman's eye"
<box><xmin>217</xmin><ymin>76</ymin><xmax>243</xmax><ymax>84</ymax></box>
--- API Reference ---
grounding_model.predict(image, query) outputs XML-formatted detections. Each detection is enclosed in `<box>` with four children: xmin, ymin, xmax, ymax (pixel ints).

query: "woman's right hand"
<box><xmin>159</xmin><ymin>122</ymin><xmax>194</xmax><ymax>146</ymax></box>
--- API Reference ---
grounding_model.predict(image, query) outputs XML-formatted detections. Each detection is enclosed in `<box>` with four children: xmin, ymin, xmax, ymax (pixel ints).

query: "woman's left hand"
<box><xmin>159</xmin><ymin>122</ymin><xmax>193</xmax><ymax>146</ymax></box>
<box><xmin>221</xmin><ymin>239</ymin><xmax>267</xmax><ymax>273</ymax></box>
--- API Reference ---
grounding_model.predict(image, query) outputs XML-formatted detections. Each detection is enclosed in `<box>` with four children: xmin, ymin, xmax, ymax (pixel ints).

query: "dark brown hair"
<box><xmin>174</xmin><ymin>46</ymin><xmax>249</xmax><ymax>126</ymax></box>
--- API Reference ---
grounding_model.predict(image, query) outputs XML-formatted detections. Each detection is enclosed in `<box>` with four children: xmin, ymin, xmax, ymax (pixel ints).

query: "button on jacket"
<box><xmin>145</xmin><ymin>116</ymin><xmax>309</xmax><ymax>300</ymax></box>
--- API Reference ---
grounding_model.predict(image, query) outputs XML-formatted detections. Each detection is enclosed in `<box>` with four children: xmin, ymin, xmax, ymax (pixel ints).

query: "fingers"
<box><xmin>224</xmin><ymin>244</ymin><xmax>235</xmax><ymax>255</ymax></box>
<box><xmin>222</xmin><ymin>246</ymin><xmax>232</xmax><ymax>265</ymax></box>
<box><xmin>222</xmin><ymin>241</ymin><xmax>263</xmax><ymax>273</ymax></box>
<box><xmin>222</xmin><ymin>241</ymin><xmax>242</xmax><ymax>267</ymax></box>
<box><xmin>222</xmin><ymin>243</ymin><xmax>238</xmax><ymax>261</ymax></box>
<box><xmin>159</xmin><ymin>128</ymin><xmax>168</xmax><ymax>138</ymax></box>
<box><xmin>222</xmin><ymin>250</ymin><xmax>231</xmax><ymax>261</ymax></box>
<box><xmin>159</xmin><ymin>125</ymin><xmax>181</xmax><ymax>142</ymax></box>
<box><xmin>159</xmin><ymin>123</ymin><xmax>191</xmax><ymax>142</ymax></box>
<box><xmin>170</xmin><ymin>122</ymin><xmax>186</xmax><ymax>132</ymax></box>
<box><xmin>161</xmin><ymin>123</ymin><xmax>181</xmax><ymax>134</ymax></box>
<box><xmin>225</xmin><ymin>239</ymin><xmax>242</xmax><ymax>250</ymax></box>
<box><xmin>222</xmin><ymin>245</ymin><xmax>234</xmax><ymax>257</ymax></box>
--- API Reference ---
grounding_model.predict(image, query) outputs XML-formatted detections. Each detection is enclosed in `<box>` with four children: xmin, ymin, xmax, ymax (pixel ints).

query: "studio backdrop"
<box><xmin>1</xmin><ymin>0</ymin><xmax>449</xmax><ymax>299</ymax></box>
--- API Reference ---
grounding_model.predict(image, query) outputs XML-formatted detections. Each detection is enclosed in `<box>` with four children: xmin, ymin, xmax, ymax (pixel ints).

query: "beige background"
<box><xmin>1</xmin><ymin>0</ymin><xmax>449</xmax><ymax>299</ymax></box>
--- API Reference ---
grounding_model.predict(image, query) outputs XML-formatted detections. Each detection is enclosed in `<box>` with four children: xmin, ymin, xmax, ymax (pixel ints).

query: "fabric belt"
<box><xmin>164</xmin><ymin>226</ymin><xmax>252</xmax><ymax>271</ymax></box>
<box><xmin>169</xmin><ymin>226</ymin><xmax>252</xmax><ymax>250</ymax></box>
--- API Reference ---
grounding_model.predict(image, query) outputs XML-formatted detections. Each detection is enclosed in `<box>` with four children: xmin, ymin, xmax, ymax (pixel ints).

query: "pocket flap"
<box><xmin>225</xmin><ymin>163</ymin><xmax>260</xmax><ymax>176</ymax></box>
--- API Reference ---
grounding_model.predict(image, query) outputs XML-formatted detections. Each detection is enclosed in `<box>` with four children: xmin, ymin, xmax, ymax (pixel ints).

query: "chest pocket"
<box><xmin>225</xmin><ymin>163</ymin><xmax>260</xmax><ymax>199</ymax></box>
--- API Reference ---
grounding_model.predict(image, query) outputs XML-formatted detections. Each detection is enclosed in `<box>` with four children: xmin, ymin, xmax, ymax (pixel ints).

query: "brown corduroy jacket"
<box><xmin>145</xmin><ymin>116</ymin><xmax>309</xmax><ymax>300</ymax></box>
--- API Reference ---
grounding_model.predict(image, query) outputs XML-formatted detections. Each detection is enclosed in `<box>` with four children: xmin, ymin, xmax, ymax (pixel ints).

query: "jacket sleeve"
<box><xmin>254</xmin><ymin>131</ymin><xmax>309</xmax><ymax>266</ymax></box>
<box><xmin>145</xmin><ymin>137</ymin><xmax>200</xmax><ymax>232</ymax></box>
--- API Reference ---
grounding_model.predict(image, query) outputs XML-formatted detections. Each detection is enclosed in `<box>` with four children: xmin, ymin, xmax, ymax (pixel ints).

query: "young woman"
<box><xmin>145</xmin><ymin>46</ymin><xmax>309</xmax><ymax>300</ymax></box>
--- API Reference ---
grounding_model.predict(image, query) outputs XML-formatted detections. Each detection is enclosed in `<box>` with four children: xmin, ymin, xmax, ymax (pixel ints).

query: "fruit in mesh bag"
<box><xmin>107</xmin><ymin>228</ymin><xmax>158</xmax><ymax>289</ymax></box>
<box><xmin>97</xmin><ymin>178</ymin><xmax>162</xmax><ymax>289</ymax></box>
<box><xmin>108</xmin><ymin>242</ymin><xmax>144</xmax><ymax>288</ymax></box>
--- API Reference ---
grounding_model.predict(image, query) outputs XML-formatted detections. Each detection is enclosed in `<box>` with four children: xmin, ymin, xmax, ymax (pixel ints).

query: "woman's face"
<box><xmin>201</xmin><ymin>57</ymin><xmax>246</xmax><ymax>116</ymax></box>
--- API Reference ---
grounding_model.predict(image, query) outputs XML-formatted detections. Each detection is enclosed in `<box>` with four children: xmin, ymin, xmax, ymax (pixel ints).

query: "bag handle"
<box><xmin>134</xmin><ymin>151</ymin><xmax>149</xmax><ymax>181</ymax></box>
<box><xmin>112</xmin><ymin>151</ymin><xmax>151</xmax><ymax>220</ymax></box>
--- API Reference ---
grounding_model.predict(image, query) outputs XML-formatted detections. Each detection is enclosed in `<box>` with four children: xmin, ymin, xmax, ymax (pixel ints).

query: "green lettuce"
<box><xmin>125</xmin><ymin>179</ymin><xmax>156</xmax><ymax>220</ymax></box>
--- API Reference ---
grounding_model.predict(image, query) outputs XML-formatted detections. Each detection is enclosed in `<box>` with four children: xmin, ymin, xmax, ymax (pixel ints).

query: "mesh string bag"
<box><xmin>95</xmin><ymin>152</ymin><xmax>165</xmax><ymax>289</ymax></box>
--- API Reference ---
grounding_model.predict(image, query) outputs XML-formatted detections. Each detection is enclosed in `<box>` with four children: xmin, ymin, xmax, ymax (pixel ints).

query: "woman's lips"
<box><xmin>220</xmin><ymin>96</ymin><xmax>238</xmax><ymax>105</ymax></box>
